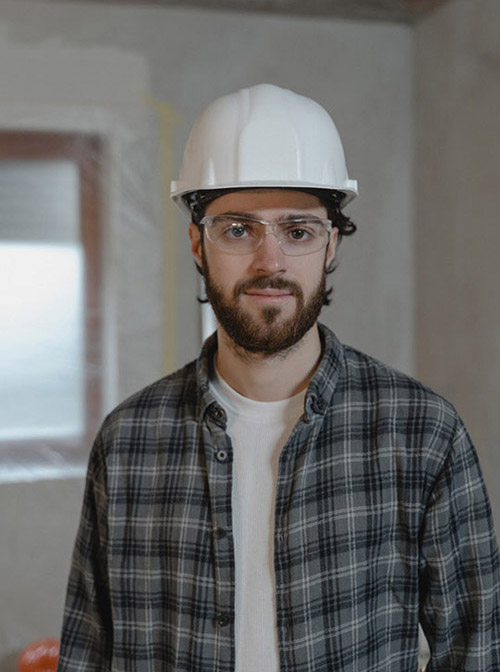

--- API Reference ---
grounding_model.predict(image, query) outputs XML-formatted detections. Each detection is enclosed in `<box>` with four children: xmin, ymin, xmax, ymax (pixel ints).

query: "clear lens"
<box><xmin>202</xmin><ymin>215</ymin><xmax>331</xmax><ymax>256</ymax></box>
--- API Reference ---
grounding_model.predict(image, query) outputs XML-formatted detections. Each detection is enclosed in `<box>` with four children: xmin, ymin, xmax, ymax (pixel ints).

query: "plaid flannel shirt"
<box><xmin>58</xmin><ymin>324</ymin><xmax>500</xmax><ymax>671</ymax></box>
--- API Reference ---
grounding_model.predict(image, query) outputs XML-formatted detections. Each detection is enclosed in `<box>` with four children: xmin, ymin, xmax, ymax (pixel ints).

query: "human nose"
<box><xmin>250</xmin><ymin>228</ymin><xmax>286</xmax><ymax>274</ymax></box>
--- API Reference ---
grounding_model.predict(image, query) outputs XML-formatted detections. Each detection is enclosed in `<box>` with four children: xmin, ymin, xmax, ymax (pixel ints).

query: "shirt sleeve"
<box><xmin>57</xmin><ymin>434</ymin><xmax>113</xmax><ymax>672</ymax></box>
<box><xmin>419</xmin><ymin>420</ymin><xmax>500</xmax><ymax>670</ymax></box>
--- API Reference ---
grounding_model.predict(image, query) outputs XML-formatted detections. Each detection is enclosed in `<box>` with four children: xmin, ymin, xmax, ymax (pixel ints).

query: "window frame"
<box><xmin>0</xmin><ymin>131</ymin><xmax>102</xmax><ymax>472</ymax></box>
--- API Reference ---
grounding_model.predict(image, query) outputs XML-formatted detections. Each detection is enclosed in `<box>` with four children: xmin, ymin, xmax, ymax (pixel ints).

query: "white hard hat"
<box><xmin>171</xmin><ymin>83</ymin><xmax>358</xmax><ymax>214</ymax></box>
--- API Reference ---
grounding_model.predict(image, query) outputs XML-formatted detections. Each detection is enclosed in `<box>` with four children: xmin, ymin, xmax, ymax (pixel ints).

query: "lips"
<box><xmin>245</xmin><ymin>289</ymin><xmax>291</xmax><ymax>297</ymax></box>
<box><xmin>235</xmin><ymin>277</ymin><xmax>301</xmax><ymax>300</ymax></box>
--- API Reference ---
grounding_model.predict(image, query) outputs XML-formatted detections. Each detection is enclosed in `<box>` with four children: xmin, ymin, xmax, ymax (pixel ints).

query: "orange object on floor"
<box><xmin>18</xmin><ymin>638</ymin><xmax>59</xmax><ymax>672</ymax></box>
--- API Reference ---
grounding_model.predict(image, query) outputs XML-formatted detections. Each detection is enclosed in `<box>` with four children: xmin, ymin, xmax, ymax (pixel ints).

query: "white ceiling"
<box><xmin>43</xmin><ymin>0</ymin><xmax>452</xmax><ymax>24</ymax></box>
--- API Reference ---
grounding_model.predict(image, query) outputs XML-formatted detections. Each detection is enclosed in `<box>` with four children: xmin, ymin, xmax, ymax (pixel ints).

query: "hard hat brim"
<box><xmin>171</xmin><ymin>180</ymin><xmax>358</xmax><ymax>217</ymax></box>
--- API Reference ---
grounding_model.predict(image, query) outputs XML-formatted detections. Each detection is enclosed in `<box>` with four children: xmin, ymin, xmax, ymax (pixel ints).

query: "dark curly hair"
<box><xmin>183</xmin><ymin>187</ymin><xmax>356</xmax><ymax>306</ymax></box>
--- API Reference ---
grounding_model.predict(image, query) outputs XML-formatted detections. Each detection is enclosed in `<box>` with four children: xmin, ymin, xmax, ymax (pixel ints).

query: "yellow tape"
<box><xmin>144</xmin><ymin>95</ymin><xmax>183</xmax><ymax>375</ymax></box>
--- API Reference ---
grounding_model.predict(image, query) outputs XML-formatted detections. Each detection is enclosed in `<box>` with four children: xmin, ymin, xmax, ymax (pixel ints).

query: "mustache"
<box><xmin>233</xmin><ymin>276</ymin><xmax>303</xmax><ymax>299</ymax></box>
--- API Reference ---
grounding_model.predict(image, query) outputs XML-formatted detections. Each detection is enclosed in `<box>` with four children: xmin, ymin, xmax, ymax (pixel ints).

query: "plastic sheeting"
<box><xmin>0</xmin><ymin>105</ymin><xmax>166</xmax><ymax>484</ymax></box>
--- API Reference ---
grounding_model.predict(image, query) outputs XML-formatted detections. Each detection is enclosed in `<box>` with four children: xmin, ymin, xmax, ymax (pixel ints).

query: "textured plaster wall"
<box><xmin>0</xmin><ymin>0</ymin><xmax>415</xmax><ymax>373</ymax></box>
<box><xmin>0</xmin><ymin>479</ymin><xmax>85</xmax><ymax>671</ymax></box>
<box><xmin>415</xmin><ymin>0</ymin><xmax>500</xmax><ymax>523</ymax></box>
<box><xmin>0</xmin><ymin>1</ymin><xmax>413</xmax><ymax>668</ymax></box>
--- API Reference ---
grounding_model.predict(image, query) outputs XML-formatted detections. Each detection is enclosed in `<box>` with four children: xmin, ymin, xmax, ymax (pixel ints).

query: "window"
<box><xmin>0</xmin><ymin>132</ymin><xmax>102</xmax><ymax>480</ymax></box>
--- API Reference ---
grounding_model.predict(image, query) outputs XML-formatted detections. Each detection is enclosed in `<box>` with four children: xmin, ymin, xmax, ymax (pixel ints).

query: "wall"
<box><xmin>0</xmin><ymin>1</ymin><xmax>415</xmax><ymax>373</ymax></box>
<box><xmin>415</xmin><ymin>0</ymin><xmax>500</xmax><ymax>520</ymax></box>
<box><xmin>0</xmin><ymin>1</ymin><xmax>413</xmax><ymax>668</ymax></box>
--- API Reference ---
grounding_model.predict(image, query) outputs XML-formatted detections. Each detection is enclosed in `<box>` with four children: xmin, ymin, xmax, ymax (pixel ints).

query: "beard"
<box><xmin>201</xmin><ymin>253</ymin><xmax>327</xmax><ymax>356</ymax></box>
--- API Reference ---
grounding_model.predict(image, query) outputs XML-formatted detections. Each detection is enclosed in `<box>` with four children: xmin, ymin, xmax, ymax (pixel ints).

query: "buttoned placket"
<box><xmin>202</xmin><ymin>401</ymin><xmax>236</xmax><ymax>671</ymax></box>
<box><xmin>272</xmin><ymin>396</ymin><xmax>330</xmax><ymax>672</ymax></box>
<box><xmin>197</xmin><ymin>356</ymin><xmax>334</xmax><ymax>672</ymax></box>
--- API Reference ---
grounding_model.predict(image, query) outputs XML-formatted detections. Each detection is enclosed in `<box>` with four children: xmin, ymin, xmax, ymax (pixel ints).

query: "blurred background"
<box><xmin>0</xmin><ymin>0</ymin><xmax>498</xmax><ymax>668</ymax></box>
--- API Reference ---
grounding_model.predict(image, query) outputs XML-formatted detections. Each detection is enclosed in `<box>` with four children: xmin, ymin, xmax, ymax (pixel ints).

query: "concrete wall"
<box><xmin>415</xmin><ymin>0</ymin><xmax>500</xmax><ymax>518</ymax></box>
<box><xmin>0</xmin><ymin>0</ymin><xmax>413</xmax><ymax>667</ymax></box>
<box><xmin>0</xmin><ymin>478</ymin><xmax>85</xmax><ymax>671</ymax></box>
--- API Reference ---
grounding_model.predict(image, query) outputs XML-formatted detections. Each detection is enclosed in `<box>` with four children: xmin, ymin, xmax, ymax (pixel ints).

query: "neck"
<box><xmin>215</xmin><ymin>323</ymin><xmax>322</xmax><ymax>401</ymax></box>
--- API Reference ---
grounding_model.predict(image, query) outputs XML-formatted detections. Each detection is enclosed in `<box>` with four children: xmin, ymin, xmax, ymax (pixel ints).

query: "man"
<box><xmin>58</xmin><ymin>84</ymin><xmax>500</xmax><ymax>671</ymax></box>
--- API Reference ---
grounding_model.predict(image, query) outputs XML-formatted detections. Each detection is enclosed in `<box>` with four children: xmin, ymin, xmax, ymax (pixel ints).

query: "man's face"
<box><xmin>189</xmin><ymin>189</ymin><xmax>338</xmax><ymax>356</ymax></box>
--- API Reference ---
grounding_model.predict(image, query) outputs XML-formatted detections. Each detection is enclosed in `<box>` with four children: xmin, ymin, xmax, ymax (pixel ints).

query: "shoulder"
<box><xmin>344</xmin><ymin>343</ymin><xmax>450</xmax><ymax>401</ymax></box>
<box><xmin>89</xmin><ymin>334</ymin><xmax>218</xmax><ymax>464</ymax></box>
<box><xmin>339</xmin><ymin>343</ymin><xmax>461</xmax><ymax>436</ymax></box>
<box><xmin>318</xmin><ymin>323</ymin><xmax>459</xmax><ymax>427</ymax></box>
<box><xmin>337</xmin><ymin>344</ymin><xmax>476</xmax><ymax>486</ymax></box>
<box><xmin>97</xmin><ymin>359</ymin><xmax>199</xmax><ymax>443</ymax></box>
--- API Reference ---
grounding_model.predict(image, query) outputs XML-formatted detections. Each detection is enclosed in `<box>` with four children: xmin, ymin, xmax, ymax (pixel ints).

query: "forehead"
<box><xmin>204</xmin><ymin>189</ymin><xmax>327</xmax><ymax>217</ymax></box>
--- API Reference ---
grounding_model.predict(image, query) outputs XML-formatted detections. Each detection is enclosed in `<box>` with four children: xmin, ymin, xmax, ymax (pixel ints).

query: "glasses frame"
<box><xmin>200</xmin><ymin>214</ymin><xmax>333</xmax><ymax>257</ymax></box>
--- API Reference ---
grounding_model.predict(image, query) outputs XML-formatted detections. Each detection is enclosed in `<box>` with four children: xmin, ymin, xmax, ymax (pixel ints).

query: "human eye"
<box><xmin>211</xmin><ymin>216</ymin><xmax>245</xmax><ymax>238</ymax></box>
<box><xmin>227</xmin><ymin>222</ymin><xmax>248</xmax><ymax>239</ymax></box>
<box><xmin>289</xmin><ymin>227</ymin><xmax>309</xmax><ymax>241</ymax></box>
<box><xmin>283</xmin><ymin>220</ymin><xmax>320</xmax><ymax>242</ymax></box>
<box><xmin>228</xmin><ymin>218</ymin><xmax>261</xmax><ymax>237</ymax></box>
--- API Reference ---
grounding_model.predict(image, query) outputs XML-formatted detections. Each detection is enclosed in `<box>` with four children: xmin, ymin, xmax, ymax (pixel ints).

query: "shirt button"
<box><xmin>210</xmin><ymin>405</ymin><xmax>226</xmax><ymax>422</ymax></box>
<box><xmin>215</xmin><ymin>527</ymin><xmax>227</xmax><ymax>539</ymax></box>
<box><xmin>215</xmin><ymin>449</ymin><xmax>228</xmax><ymax>462</ymax></box>
<box><xmin>316</xmin><ymin>398</ymin><xmax>327</xmax><ymax>412</ymax></box>
<box><xmin>215</xmin><ymin>613</ymin><xmax>230</xmax><ymax>627</ymax></box>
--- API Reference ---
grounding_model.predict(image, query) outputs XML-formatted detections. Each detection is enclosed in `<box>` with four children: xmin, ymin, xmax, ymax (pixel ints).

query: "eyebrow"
<box><xmin>219</xmin><ymin>212</ymin><xmax>324</xmax><ymax>222</ymax></box>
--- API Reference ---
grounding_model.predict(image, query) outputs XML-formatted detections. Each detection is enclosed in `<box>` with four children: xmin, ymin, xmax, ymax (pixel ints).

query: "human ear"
<box><xmin>189</xmin><ymin>222</ymin><xmax>203</xmax><ymax>269</ymax></box>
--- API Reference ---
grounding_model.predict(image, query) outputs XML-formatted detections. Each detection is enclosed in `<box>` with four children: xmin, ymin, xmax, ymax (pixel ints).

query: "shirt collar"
<box><xmin>195</xmin><ymin>322</ymin><xmax>345</xmax><ymax>422</ymax></box>
<box><xmin>303</xmin><ymin>323</ymin><xmax>345</xmax><ymax>421</ymax></box>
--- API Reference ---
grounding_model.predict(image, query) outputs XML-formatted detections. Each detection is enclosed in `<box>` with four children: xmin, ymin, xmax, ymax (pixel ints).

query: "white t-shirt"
<box><xmin>210</xmin><ymin>365</ymin><xmax>306</xmax><ymax>672</ymax></box>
